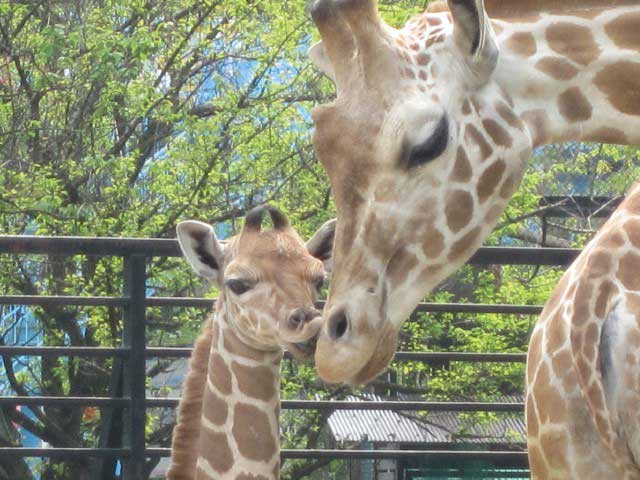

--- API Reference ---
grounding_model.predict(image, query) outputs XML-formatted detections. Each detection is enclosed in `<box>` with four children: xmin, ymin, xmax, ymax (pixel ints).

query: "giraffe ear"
<box><xmin>176</xmin><ymin>221</ymin><xmax>226</xmax><ymax>281</ymax></box>
<box><xmin>305</xmin><ymin>218</ymin><xmax>336</xmax><ymax>272</ymax></box>
<box><xmin>448</xmin><ymin>0</ymin><xmax>497</xmax><ymax>79</ymax></box>
<box><xmin>309</xmin><ymin>41</ymin><xmax>336</xmax><ymax>82</ymax></box>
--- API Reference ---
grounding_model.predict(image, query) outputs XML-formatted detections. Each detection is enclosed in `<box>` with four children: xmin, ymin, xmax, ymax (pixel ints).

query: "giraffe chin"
<box><xmin>315</xmin><ymin>321</ymin><xmax>398</xmax><ymax>386</ymax></box>
<box><xmin>285</xmin><ymin>336</ymin><xmax>318</xmax><ymax>361</ymax></box>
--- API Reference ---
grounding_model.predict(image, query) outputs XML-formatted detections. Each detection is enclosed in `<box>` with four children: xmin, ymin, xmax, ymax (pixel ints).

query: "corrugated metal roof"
<box><xmin>327</xmin><ymin>394</ymin><xmax>526</xmax><ymax>445</ymax></box>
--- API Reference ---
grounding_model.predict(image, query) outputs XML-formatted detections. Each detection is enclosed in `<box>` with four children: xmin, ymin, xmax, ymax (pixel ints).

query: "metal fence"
<box><xmin>0</xmin><ymin>229</ymin><xmax>586</xmax><ymax>478</ymax></box>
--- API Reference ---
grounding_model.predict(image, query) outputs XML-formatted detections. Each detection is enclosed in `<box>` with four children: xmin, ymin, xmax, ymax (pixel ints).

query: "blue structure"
<box><xmin>0</xmin><ymin>305</ymin><xmax>43</xmax><ymax>478</ymax></box>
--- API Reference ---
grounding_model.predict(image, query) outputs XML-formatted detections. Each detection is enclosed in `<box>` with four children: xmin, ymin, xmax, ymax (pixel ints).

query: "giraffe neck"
<box><xmin>493</xmin><ymin>4</ymin><xmax>640</xmax><ymax>147</ymax></box>
<box><xmin>196</xmin><ymin>304</ymin><xmax>282</xmax><ymax>480</ymax></box>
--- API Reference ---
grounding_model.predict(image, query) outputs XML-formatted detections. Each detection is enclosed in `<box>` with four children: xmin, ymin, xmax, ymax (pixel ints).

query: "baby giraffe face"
<box><xmin>177</xmin><ymin>205</ymin><xmax>335</xmax><ymax>360</ymax></box>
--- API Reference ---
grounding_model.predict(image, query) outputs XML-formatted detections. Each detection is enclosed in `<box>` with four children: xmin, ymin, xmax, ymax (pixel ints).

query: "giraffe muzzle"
<box><xmin>280</xmin><ymin>307</ymin><xmax>323</xmax><ymax>360</ymax></box>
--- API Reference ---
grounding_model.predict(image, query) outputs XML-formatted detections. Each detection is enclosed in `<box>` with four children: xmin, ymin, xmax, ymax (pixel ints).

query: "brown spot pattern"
<box><xmin>498</xmin><ymin>85</ymin><xmax>515</xmax><ymax>108</ymax></box>
<box><xmin>605</xmin><ymin>13</ymin><xmax>640</xmax><ymax>53</ymax></box>
<box><xmin>506</xmin><ymin>31</ymin><xmax>537</xmax><ymax>57</ymax></box>
<box><xmin>572</xmin><ymin>281</ymin><xmax>593</xmax><ymax>327</ymax></box>
<box><xmin>557</xmin><ymin>87</ymin><xmax>592</xmax><ymax>122</ymax></box>
<box><xmin>445</xmin><ymin>190</ymin><xmax>473</xmax><ymax>233</ymax></box>
<box><xmin>416</xmin><ymin>53</ymin><xmax>430</xmax><ymax>65</ymax></box>
<box><xmin>520</xmin><ymin>109</ymin><xmax>550</xmax><ymax>147</ymax></box>
<box><xmin>528</xmin><ymin>444</ymin><xmax>549</xmax><ymax>479</ymax></box>
<box><xmin>203</xmin><ymin>386</ymin><xmax>228</xmax><ymax>425</ymax></box>
<box><xmin>540</xmin><ymin>430</ymin><xmax>570</xmax><ymax>473</ymax></box>
<box><xmin>595</xmin><ymin>280</ymin><xmax>617</xmax><ymax>319</ymax></box>
<box><xmin>461</xmin><ymin>99</ymin><xmax>471</xmax><ymax>115</ymax></box>
<box><xmin>585</xmin><ymin>250</ymin><xmax>611</xmax><ymax>279</ymax></box>
<box><xmin>535</xmin><ymin>57</ymin><xmax>578</xmax><ymax>81</ymax></box>
<box><xmin>223</xmin><ymin>327</ymin><xmax>268</xmax><ymax>362</ymax></box>
<box><xmin>546</xmin><ymin>22</ymin><xmax>601</xmax><ymax>66</ymax></box>
<box><xmin>198</xmin><ymin>430</ymin><xmax>233</xmax><ymax>473</ymax></box>
<box><xmin>601</xmin><ymin>231</ymin><xmax>626</xmax><ymax>249</ymax></box>
<box><xmin>541</xmin><ymin>274</ymin><xmax>569</xmax><ymax>317</ymax></box>
<box><xmin>448</xmin><ymin>227</ymin><xmax>481</xmax><ymax>260</ymax></box>
<box><xmin>618</xmin><ymin>252</ymin><xmax>640</xmax><ymax>291</ymax></box>
<box><xmin>232</xmin><ymin>403</ymin><xmax>277</xmax><ymax>462</ymax></box>
<box><xmin>499</xmin><ymin>172</ymin><xmax>519</xmax><ymax>199</ymax></box>
<box><xmin>477</xmin><ymin>160</ymin><xmax>506</xmax><ymax>202</ymax></box>
<box><xmin>624</xmin><ymin>218</ymin><xmax>640</xmax><ymax>247</ymax></box>
<box><xmin>464</xmin><ymin>124</ymin><xmax>493</xmax><ymax>160</ymax></box>
<box><xmin>584</xmin><ymin>127</ymin><xmax>627</xmax><ymax>145</ymax></box>
<box><xmin>527</xmin><ymin>329</ymin><xmax>542</xmax><ymax>381</ymax></box>
<box><xmin>495</xmin><ymin>102</ymin><xmax>523</xmax><ymax>130</ymax></box>
<box><xmin>482</xmin><ymin>119</ymin><xmax>512</xmax><ymax>147</ymax></box>
<box><xmin>526</xmin><ymin>394</ymin><xmax>539</xmax><ymax>437</ymax></box>
<box><xmin>231</xmin><ymin>362</ymin><xmax>276</xmax><ymax>401</ymax></box>
<box><xmin>387</xmin><ymin>249</ymin><xmax>419</xmax><ymax>287</ymax></box>
<box><xmin>209</xmin><ymin>352</ymin><xmax>232</xmax><ymax>395</ymax></box>
<box><xmin>594</xmin><ymin>61</ymin><xmax>640</xmax><ymax>116</ymax></box>
<box><xmin>423</xmin><ymin>228</ymin><xmax>445</xmax><ymax>258</ymax></box>
<box><xmin>552</xmin><ymin>349</ymin><xmax>572</xmax><ymax>378</ymax></box>
<box><xmin>546</xmin><ymin>312</ymin><xmax>566</xmax><ymax>354</ymax></box>
<box><xmin>450</xmin><ymin>147</ymin><xmax>472</xmax><ymax>182</ymax></box>
<box><xmin>533</xmin><ymin>362</ymin><xmax>568</xmax><ymax>423</ymax></box>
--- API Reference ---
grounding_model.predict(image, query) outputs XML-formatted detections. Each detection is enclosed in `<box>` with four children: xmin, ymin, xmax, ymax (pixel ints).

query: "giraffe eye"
<box><xmin>225</xmin><ymin>278</ymin><xmax>254</xmax><ymax>295</ymax></box>
<box><xmin>406</xmin><ymin>114</ymin><xmax>449</xmax><ymax>168</ymax></box>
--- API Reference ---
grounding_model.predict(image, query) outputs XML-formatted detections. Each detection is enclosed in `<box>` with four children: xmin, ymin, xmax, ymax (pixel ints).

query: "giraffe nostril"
<box><xmin>288</xmin><ymin>310</ymin><xmax>304</xmax><ymax>329</ymax></box>
<box><xmin>327</xmin><ymin>309</ymin><xmax>349</xmax><ymax>341</ymax></box>
<box><xmin>288</xmin><ymin>307</ymin><xmax>318</xmax><ymax>329</ymax></box>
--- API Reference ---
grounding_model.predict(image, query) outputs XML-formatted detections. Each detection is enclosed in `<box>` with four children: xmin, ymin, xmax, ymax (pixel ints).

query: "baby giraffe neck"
<box><xmin>195</xmin><ymin>306</ymin><xmax>282</xmax><ymax>480</ymax></box>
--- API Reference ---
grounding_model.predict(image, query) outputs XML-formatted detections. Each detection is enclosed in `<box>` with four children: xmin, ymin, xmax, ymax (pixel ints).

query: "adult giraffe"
<box><xmin>167</xmin><ymin>205</ymin><xmax>334</xmax><ymax>479</ymax></box>
<box><xmin>308</xmin><ymin>0</ymin><xmax>640</xmax><ymax>384</ymax></box>
<box><xmin>527</xmin><ymin>182</ymin><xmax>640</xmax><ymax>479</ymax></box>
<box><xmin>308</xmin><ymin>0</ymin><xmax>640</xmax><ymax>477</ymax></box>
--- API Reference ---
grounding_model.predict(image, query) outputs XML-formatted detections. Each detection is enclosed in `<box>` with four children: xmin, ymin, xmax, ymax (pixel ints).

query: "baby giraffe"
<box><xmin>167</xmin><ymin>205</ymin><xmax>335</xmax><ymax>480</ymax></box>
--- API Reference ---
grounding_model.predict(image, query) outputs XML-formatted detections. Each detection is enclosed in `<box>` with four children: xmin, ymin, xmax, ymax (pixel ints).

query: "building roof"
<box><xmin>327</xmin><ymin>394</ymin><xmax>526</xmax><ymax>445</ymax></box>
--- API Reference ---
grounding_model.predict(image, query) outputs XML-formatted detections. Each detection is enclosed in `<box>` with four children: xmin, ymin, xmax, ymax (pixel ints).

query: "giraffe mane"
<box><xmin>167</xmin><ymin>318</ymin><xmax>214</xmax><ymax>478</ymax></box>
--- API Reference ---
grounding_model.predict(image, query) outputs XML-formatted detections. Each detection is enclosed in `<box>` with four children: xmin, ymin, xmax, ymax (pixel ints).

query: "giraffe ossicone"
<box><xmin>308</xmin><ymin>0</ymin><xmax>640</xmax><ymax>385</ymax></box>
<box><xmin>167</xmin><ymin>205</ymin><xmax>334</xmax><ymax>479</ymax></box>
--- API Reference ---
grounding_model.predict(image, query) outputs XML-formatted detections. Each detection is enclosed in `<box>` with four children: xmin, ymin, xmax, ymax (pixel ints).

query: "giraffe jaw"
<box><xmin>287</xmin><ymin>335</ymin><xmax>319</xmax><ymax>360</ymax></box>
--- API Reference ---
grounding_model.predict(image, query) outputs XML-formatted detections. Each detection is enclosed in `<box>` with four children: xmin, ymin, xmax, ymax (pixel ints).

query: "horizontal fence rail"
<box><xmin>0</xmin><ymin>396</ymin><xmax>525</xmax><ymax>412</ymax></box>
<box><xmin>0</xmin><ymin>234</ymin><xmax>581</xmax><ymax>264</ymax></box>
<box><xmin>0</xmin><ymin>234</ymin><xmax>573</xmax><ymax>478</ymax></box>
<box><xmin>0</xmin><ymin>447</ymin><xmax>529</xmax><ymax>464</ymax></box>
<box><xmin>0</xmin><ymin>345</ymin><xmax>528</xmax><ymax>363</ymax></box>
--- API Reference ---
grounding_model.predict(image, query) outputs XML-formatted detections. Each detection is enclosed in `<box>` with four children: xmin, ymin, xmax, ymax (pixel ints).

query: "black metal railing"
<box><xmin>0</xmin><ymin>235</ymin><xmax>582</xmax><ymax>478</ymax></box>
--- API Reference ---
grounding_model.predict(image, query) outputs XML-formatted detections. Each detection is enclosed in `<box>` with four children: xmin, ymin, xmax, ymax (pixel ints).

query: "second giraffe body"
<box><xmin>528</xmin><ymin>182</ymin><xmax>640</xmax><ymax>479</ymax></box>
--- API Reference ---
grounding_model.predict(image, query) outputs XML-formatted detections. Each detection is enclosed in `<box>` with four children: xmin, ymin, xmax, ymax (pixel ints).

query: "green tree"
<box><xmin>0</xmin><ymin>0</ymin><xmax>331</xmax><ymax>477</ymax></box>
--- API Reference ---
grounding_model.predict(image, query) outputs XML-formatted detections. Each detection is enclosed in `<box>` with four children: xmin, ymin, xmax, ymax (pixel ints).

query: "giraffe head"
<box><xmin>309</xmin><ymin>0</ymin><xmax>533</xmax><ymax>384</ymax></box>
<box><xmin>177</xmin><ymin>205</ymin><xmax>335</xmax><ymax>360</ymax></box>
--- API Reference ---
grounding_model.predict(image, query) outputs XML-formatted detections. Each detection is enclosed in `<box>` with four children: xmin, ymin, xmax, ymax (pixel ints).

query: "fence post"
<box><xmin>122</xmin><ymin>255</ymin><xmax>147</xmax><ymax>479</ymax></box>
